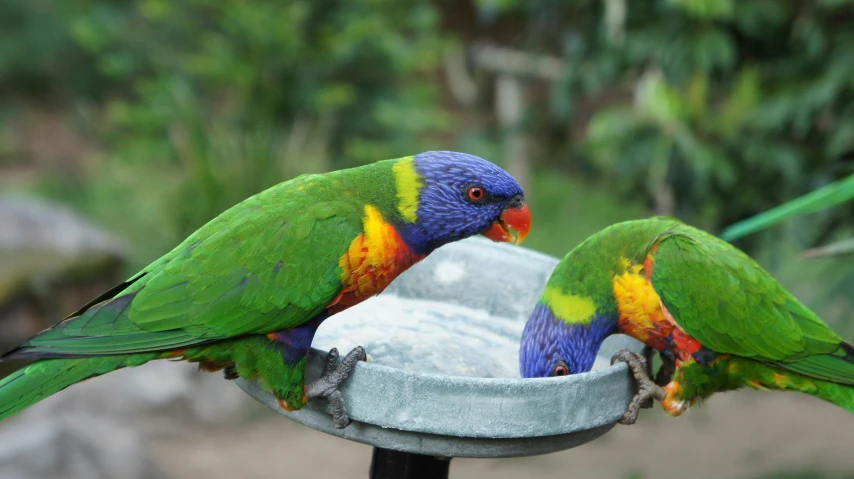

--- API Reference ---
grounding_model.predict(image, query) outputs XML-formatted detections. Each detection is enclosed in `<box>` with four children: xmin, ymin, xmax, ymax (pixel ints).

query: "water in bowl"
<box><xmin>314</xmin><ymin>295</ymin><xmax>522</xmax><ymax>378</ymax></box>
<box><xmin>313</xmin><ymin>294</ymin><xmax>631</xmax><ymax>378</ymax></box>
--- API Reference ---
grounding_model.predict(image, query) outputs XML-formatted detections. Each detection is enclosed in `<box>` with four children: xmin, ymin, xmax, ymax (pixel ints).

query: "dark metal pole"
<box><xmin>369</xmin><ymin>447</ymin><xmax>451</xmax><ymax>479</ymax></box>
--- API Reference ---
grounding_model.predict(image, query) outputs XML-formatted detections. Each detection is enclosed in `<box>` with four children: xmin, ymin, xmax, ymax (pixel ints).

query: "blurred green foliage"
<box><xmin>472</xmin><ymin>0</ymin><xmax>854</xmax><ymax>333</ymax></box>
<box><xmin>5</xmin><ymin>0</ymin><xmax>854</xmax><ymax>247</ymax></box>
<box><xmin>1</xmin><ymin>4</ymin><xmax>853</xmax><ymax>477</ymax></box>
<box><xmin>1</xmin><ymin>0</ymin><xmax>453</xmax><ymax>264</ymax></box>
<box><xmin>484</xmin><ymin>0</ymin><xmax>854</xmax><ymax>236</ymax></box>
<box><xmin>1</xmin><ymin>0</ymin><xmax>853</xmax><ymax>325</ymax></box>
<box><xmin>722</xmin><ymin>173</ymin><xmax>854</xmax><ymax>242</ymax></box>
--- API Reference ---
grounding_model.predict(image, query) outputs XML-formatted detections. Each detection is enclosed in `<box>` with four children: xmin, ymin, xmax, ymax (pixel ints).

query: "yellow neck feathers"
<box><xmin>392</xmin><ymin>156</ymin><xmax>423</xmax><ymax>223</ymax></box>
<box><xmin>542</xmin><ymin>286</ymin><xmax>598</xmax><ymax>325</ymax></box>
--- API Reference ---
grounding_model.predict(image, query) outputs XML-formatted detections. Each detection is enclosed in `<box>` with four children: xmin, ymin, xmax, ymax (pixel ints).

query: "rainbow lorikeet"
<box><xmin>0</xmin><ymin>151</ymin><xmax>531</xmax><ymax>428</ymax></box>
<box><xmin>520</xmin><ymin>217</ymin><xmax>853</xmax><ymax>424</ymax></box>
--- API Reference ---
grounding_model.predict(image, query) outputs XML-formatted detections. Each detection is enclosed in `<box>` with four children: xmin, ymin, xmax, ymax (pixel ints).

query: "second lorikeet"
<box><xmin>0</xmin><ymin>151</ymin><xmax>531</xmax><ymax>428</ymax></box>
<box><xmin>520</xmin><ymin>217</ymin><xmax>853</xmax><ymax>424</ymax></box>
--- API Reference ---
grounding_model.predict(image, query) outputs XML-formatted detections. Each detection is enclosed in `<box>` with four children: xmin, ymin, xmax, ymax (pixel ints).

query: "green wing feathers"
<box><xmin>781</xmin><ymin>342</ymin><xmax>854</xmax><ymax>385</ymax></box>
<box><xmin>649</xmin><ymin>224</ymin><xmax>854</xmax><ymax>385</ymax></box>
<box><xmin>5</xmin><ymin>173</ymin><xmax>361</xmax><ymax>360</ymax></box>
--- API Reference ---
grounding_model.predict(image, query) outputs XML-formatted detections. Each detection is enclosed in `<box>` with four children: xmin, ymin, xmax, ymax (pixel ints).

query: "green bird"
<box><xmin>0</xmin><ymin>151</ymin><xmax>532</xmax><ymax>428</ymax></box>
<box><xmin>519</xmin><ymin>217</ymin><xmax>853</xmax><ymax>424</ymax></box>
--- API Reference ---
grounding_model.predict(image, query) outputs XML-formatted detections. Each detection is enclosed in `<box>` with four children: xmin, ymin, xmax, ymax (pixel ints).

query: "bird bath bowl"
<box><xmin>236</xmin><ymin>237</ymin><xmax>643</xmax><ymax>461</ymax></box>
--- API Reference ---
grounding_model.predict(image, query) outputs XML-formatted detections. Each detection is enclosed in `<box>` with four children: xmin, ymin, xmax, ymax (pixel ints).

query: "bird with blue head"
<box><xmin>0</xmin><ymin>150</ymin><xmax>531</xmax><ymax>429</ymax></box>
<box><xmin>520</xmin><ymin>217</ymin><xmax>854</xmax><ymax>425</ymax></box>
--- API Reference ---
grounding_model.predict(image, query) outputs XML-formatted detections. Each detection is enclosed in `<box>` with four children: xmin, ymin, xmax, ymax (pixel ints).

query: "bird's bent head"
<box><xmin>394</xmin><ymin>151</ymin><xmax>531</xmax><ymax>254</ymax></box>
<box><xmin>519</xmin><ymin>288</ymin><xmax>616</xmax><ymax>378</ymax></box>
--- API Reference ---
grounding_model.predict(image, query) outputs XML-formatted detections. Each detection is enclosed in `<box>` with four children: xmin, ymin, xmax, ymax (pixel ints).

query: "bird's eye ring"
<box><xmin>552</xmin><ymin>361</ymin><xmax>569</xmax><ymax>377</ymax></box>
<box><xmin>468</xmin><ymin>187</ymin><xmax>485</xmax><ymax>201</ymax></box>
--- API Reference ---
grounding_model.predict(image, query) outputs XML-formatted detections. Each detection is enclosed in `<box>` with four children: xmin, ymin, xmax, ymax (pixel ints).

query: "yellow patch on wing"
<box><xmin>612</xmin><ymin>263</ymin><xmax>663</xmax><ymax>342</ymax></box>
<box><xmin>392</xmin><ymin>156</ymin><xmax>423</xmax><ymax>223</ymax></box>
<box><xmin>543</xmin><ymin>286</ymin><xmax>597</xmax><ymax>325</ymax></box>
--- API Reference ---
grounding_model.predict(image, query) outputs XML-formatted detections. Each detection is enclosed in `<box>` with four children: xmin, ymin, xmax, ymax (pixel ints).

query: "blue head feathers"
<box><xmin>520</xmin><ymin>302</ymin><xmax>617</xmax><ymax>378</ymax></box>
<box><xmin>397</xmin><ymin>151</ymin><xmax>530</xmax><ymax>255</ymax></box>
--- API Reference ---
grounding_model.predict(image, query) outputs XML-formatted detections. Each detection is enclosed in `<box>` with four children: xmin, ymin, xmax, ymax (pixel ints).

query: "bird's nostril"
<box><xmin>508</xmin><ymin>194</ymin><xmax>524</xmax><ymax>209</ymax></box>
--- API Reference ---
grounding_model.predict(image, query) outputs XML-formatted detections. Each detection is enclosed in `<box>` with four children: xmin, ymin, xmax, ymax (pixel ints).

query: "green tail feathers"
<box><xmin>743</xmin><ymin>354</ymin><xmax>854</xmax><ymax>414</ymax></box>
<box><xmin>812</xmin><ymin>380</ymin><xmax>854</xmax><ymax>414</ymax></box>
<box><xmin>781</xmin><ymin>342</ymin><xmax>854</xmax><ymax>387</ymax></box>
<box><xmin>816</xmin><ymin>342</ymin><xmax>854</xmax><ymax>413</ymax></box>
<box><xmin>0</xmin><ymin>354</ymin><xmax>158</xmax><ymax>421</ymax></box>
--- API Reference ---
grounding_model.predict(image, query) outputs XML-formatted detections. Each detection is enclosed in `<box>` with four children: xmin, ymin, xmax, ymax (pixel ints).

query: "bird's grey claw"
<box><xmin>321</xmin><ymin>348</ymin><xmax>340</xmax><ymax>377</ymax></box>
<box><xmin>307</xmin><ymin>346</ymin><xmax>367</xmax><ymax>429</ymax></box>
<box><xmin>611</xmin><ymin>349</ymin><xmax>666</xmax><ymax>425</ymax></box>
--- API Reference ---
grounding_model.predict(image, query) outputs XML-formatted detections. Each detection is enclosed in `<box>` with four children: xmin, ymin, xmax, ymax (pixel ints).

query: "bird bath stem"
<box><xmin>370</xmin><ymin>448</ymin><xmax>450</xmax><ymax>479</ymax></box>
<box><xmin>236</xmin><ymin>238</ymin><xmax>644</xmax><ymax>476</ymax></box>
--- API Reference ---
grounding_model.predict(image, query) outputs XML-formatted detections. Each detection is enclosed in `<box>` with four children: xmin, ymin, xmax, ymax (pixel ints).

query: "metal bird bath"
<box><xmin>236</xmin><ymin>237</ymin><xmax>644</xmax><ymax>477</ymax></box>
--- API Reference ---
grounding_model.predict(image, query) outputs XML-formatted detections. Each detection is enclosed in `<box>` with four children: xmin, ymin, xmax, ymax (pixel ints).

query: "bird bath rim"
<box><xmin>235</xmin><ymin>238</ymin><xmax>643</xmax><ymax>458</ymax></box>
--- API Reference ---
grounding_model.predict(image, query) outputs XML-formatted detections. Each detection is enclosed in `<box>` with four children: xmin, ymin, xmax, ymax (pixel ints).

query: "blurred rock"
<box><xmin>0</xmin><ymin>198</ymin><xmax>256</xmax><ymax>478</ymax></box>
<box><xmin>0</xmin><ymin>196</ymin><xmax>125</xmax><ymax>257</ymax></box>
<box><xmin>18</xmin><ymin>361</ymin><xmax>252</xmax><ymax>421</ymax></box>
<box><xmin>0</xmin><ymin>413</ymin><xmax>165</xmax><ymax>479</ymax></box>
<box><xmin>0</xmin><ymin>361</ymin><xmax>256</xmax><ymax>479</ymax></box>
<box><xmin>0</xmin><ymin>195</ymin><xmax>127</xmax><ymax>352</ymax></box>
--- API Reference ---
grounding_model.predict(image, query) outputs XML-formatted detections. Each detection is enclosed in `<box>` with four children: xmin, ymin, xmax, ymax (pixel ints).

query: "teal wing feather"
<box><xmin>648</xmin><ymin>224</ymin><xmax>854</xmax><ymax>384</ymax></box>
<box><xmin>10</xmin><ymin>174</ymin><xmax>362</xmax><ymax>357</ymax></box>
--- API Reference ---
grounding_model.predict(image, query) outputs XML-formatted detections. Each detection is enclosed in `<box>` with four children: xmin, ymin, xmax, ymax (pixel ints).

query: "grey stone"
<box><xmin>0</xmin><ymin>359</ymin><xmax>253</xmax><ymax>479</ymax></box>
<box><xmin>0</xmin><ymin>195</ymin><xmax>125</xmax><ymax>257</ymax></box>
<box><xmin>0</xmin><ymin>412</ymin><xmax>165</xmax><ymax>479</ymax></box>
<box><xmin>0</xmin><ymin>195</ymin><xmax>128</xmax><ymax>349</ymax></box>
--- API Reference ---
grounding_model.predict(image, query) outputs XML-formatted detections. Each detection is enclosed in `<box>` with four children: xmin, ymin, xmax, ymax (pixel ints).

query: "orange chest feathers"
<box><xmin>612</xmin><ymin>258</ymin><xmax>702</xmax><ymax>362</ymax></box>
<box><xmin>331</xmin><ymin>205</ymin><xmax>423</xmax><ymax>313</ymax></box>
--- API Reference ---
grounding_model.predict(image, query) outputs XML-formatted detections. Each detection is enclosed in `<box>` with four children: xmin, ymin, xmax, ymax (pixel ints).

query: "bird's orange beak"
<box><xmin>482</xmin><ymin>203</ymin><xmax>531</xmax><ymax>245</ymax></box>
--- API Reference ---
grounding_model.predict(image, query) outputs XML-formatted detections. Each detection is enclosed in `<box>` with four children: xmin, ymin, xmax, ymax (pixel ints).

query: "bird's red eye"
<box><xmin>468</xmin><ymin>187</ymin><xmax>485</xmax><ymax>201</ymax></box>
<box><xmin>553</xmin><ymin>363</ymin><xmax>569</xmax><ymax>377</ymax></box>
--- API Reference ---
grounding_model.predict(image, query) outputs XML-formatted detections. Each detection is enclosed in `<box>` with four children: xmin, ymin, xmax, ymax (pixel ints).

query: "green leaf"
<box><xmin>826</xmin><ymin>117</ymin><xmax>854</xmax><ymax>158</ymax></box>
<box><xmin>685</xmin><ymin>73</ymin><xmax>709</xmax><ymax>118</ymax></box>
<box><xmin>722</xmin><ymin>173</ymin><xmax>854</xmax><ymax>240</ymax></box>
<box><xmin>731</xmin><ymin>0</ymin><xmax>790</xmax><ymax>34</ymax></box>
<box><xmin>636</xmin><ymin>71</ymin><xmax>686</xmax><ymax>124</ymax></box>
<box><xmin>692</xmin><ymin>29</ymin><xmax>736</xmax><ymax>72</ymax></box>
<box><xmin>718</xmin><ymin>66</ymin><xmax>760</xmax><ymax>136</ymax></box>
<box><xmin>586</xmin><ymin>107</ymin><xmax>643</xmax><ymax>148</ymax></box>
